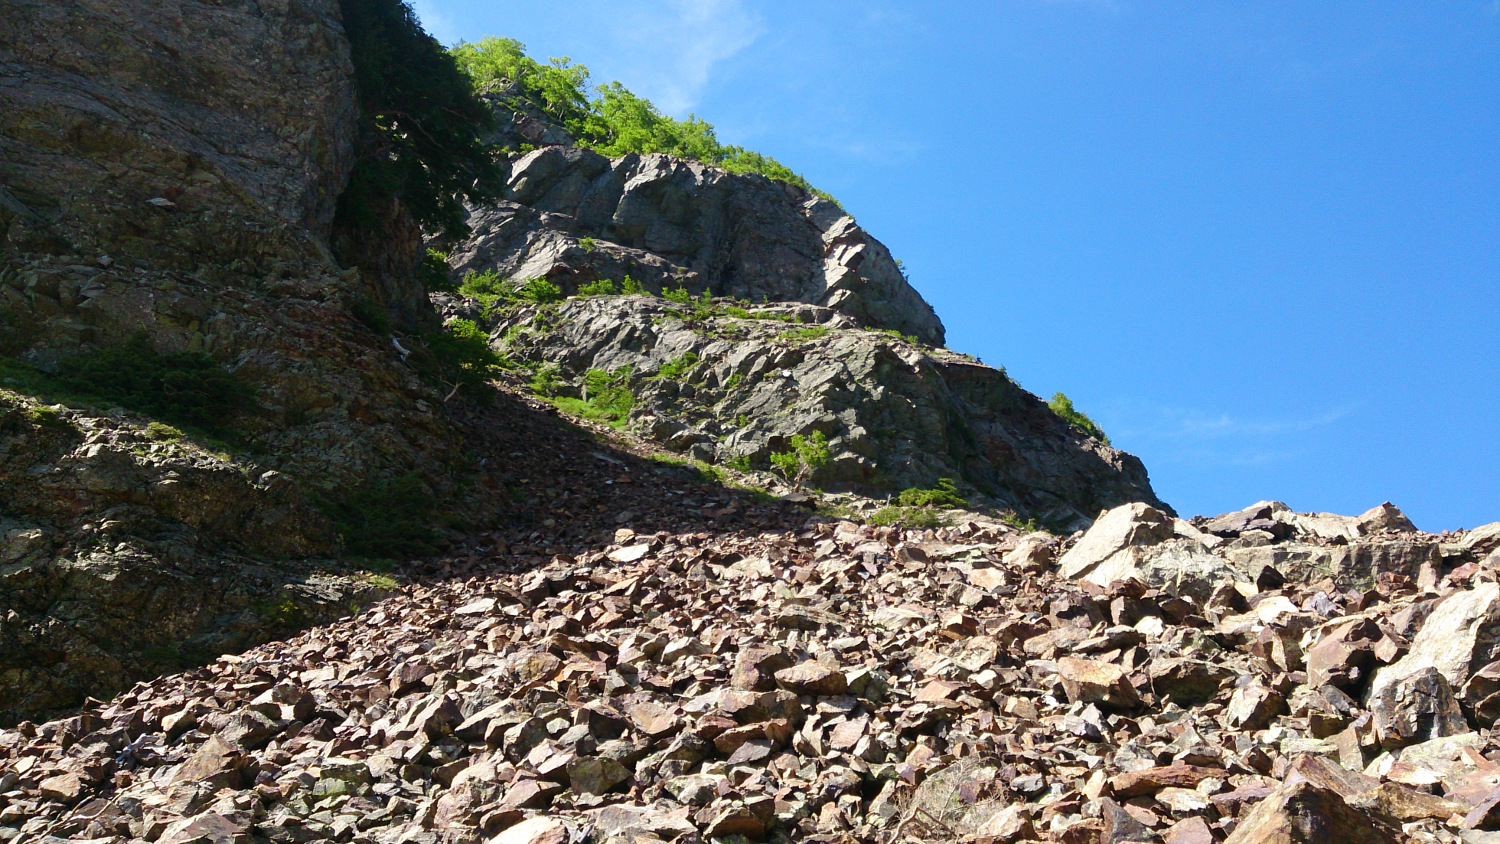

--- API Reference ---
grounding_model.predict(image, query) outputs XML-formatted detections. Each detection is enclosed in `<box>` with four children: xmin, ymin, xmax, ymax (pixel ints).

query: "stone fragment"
<box><xmin>1148</xmin><ymin>658</ymin><xmax>1234</xmax><ymax>705</ymax></box>
<box><xmin>1370</xmin><ymin>581</ymin><xmax>1500</xmax><ymax>705</ymax></box>
<box><xmin>1223</xmin><ymin>781</ymin><xmax>1392</xmax><ymax>844</ymax></box>
<box><xmin>1108</xmin><ymin>763</ymin><xmax>1225</xmax><ymax>798</ymax></box>
<box><xmin>1057</xmin><ymin>503</ymin><xmax>1174</xmax><ymax>581</ymax></box>
<box><xmin>487</xmin><ymin>816</ymin><xmax>569</xmax><ymax>844</ymax></box>
<box><xmin>732</xmin><ymin>646</ymin><xmax>793</xmax><ymax>691</ymax></box>
<box><xmin>1370</xmin><ymin>665</ymin><xmax>1467</xmax><ymax>750</ymax></box>
<box><xmin>626</xmin><ymin>702</ymin><xmax>681</xmax><ymax>738</ymax></box>
<box><xmin>1225</xmin><ymin>679</ymin><xmax>1286</xmax><ymax>731</ymax></box>
<box><xmin>773</xmin><ymin>661</ymin><xmax>847</xmax><ymax>696</ymax></box>
<box><xmin>1057</xmin><ymin>657</ymin><xmax>1141</xmax><ymax>711</ymax></box>
<box><xmin>38</xmin><ymin>772</ymin><xmax>84</xmax><ymax>804</ymax></box>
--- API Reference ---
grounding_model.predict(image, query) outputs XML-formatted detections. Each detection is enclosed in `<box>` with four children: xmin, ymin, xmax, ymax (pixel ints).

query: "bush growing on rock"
<box><xmin>896</xmin><ymin>477</ymin><xmax>967</xmax><ymax>509</ymax></box>
<box><xmin>769</xmin><ymin>431</ymin><xmax>830</xmax><ymax>488</ymax></box>
<box><xmin>52</xmin><ymin>334</ymin><xmax>254</xmax><ymax>436</ymax></box>
<box><xmin>1048</xmin><ymin>391</ymin><xmax>1110</xmax><ymax>445</ymax></box>
<box><xmin>449</xmin><ymin>37</ymin><xmax>836</xmax><ymax>204</ymax></box>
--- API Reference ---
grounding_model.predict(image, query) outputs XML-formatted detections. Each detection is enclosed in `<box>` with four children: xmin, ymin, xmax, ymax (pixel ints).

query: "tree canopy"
<box><xmin>337</xmin><ymin>0</ymin><xmax>502</xmax><ymax>237</ymax></box>
<box><xmin>449</xmin><ymin>37</ymin><xmax>837</xmax><ymax>205</ymax></box>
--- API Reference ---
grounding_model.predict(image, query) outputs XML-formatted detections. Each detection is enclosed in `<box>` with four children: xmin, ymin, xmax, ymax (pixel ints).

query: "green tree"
<box><xmin>336</xmin><ymin>0</ymin><xmax>502</xmax><ymax>237</ymax></box>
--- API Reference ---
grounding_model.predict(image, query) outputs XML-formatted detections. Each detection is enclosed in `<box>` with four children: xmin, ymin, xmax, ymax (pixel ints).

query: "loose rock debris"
<box><xmin>4</xmin><ymin>500</ymin><xmax>1500</xmax><ymax>843</ymax></box>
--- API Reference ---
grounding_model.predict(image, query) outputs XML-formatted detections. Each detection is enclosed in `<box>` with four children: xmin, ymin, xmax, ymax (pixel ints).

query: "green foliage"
<box><xmin>450</xmin><ymin>38</ymin><xmax>837</xmax><ymax>204</ymax></box>
<box><xmin>620</xmin><ymin>275</ymin><xmax>644</xmax><ymax>295</ymax></box>
<box><xmin>515</xmin><ymin>276</ymin><xmax>564</xmax><ymax>304</ymax></box>
<box><xmin>654</xmin><ymin>351</ymin><xmax>700</xmax><ymax>381</ymax></box>
<box><xmin>577</xmin><ymin>278</ymin><xmax>617</xmax><ymax>296</ymax></box>
<box><xmin>779</xmin><ymin>326</ymin><xmax>830</xmax><ymax>342</ymax></box>
<box><xmin>550</xmin><ymin>366</ymin><xmax>635</xmax><ymax>428</ymax></box>
<box><xmin>768</xmin><ymin>430</ymin><xmax>830</xmax><ymax>487</ymax></box>
<box><xmin>254</xmin><ymin>598</ymin><xmax>308</xmax><ymax>630</ymax></box>
<box><xmin>352</xmin><ymin>295</ymin><xmax>393</xmax><ymax>334</ymax></box>
<box><xmin>144</xmin><ymin>422</ymin><xmax>185</xmax><ymax>442</ymax></box>
<box><xmin>1001</xmin><ymin>512</ymin><xmax>1047</xmax><ymax>533</ymax></box>
<box><xmin>51</xmin><ymin>334</ymin><xmax>254</xmax><ymax>435</ymax></box>
<box><xmin>662</xmin><ymin>286</ymin><xmax>694</xmax><ymax>306</ymax></box>
<box><xmin>726</xmin><ymin>453</ymin><xmax>753</xmax><ymax>472</ymax></box>
<box><xmin>868</xmin><ymin>506</ymin><xmax>948</xmax><ymax>530</ymax></box>
<box><xmin>336</xmin><ymin>0</ymin><xmax>500</xmax><ymax>237</ymax></box>
<box><xmin>725</xmin><ymin>306</ymin><xmax>751</xmax><ymax>319</ymax></box>
<box><xmin>325</xmin><ymin>471</ymin><xmax>438</xmax><ymax>558</ymax></box>
<box><xmin>1048</xmin><ymin>392</ymin><xmax>1110</xmax><ymax>445</ymax></box>
<box><xmin>528</xmin><ymin>363</ymin><xmax>561</xmax><ymax>397</ymax></box>
<box><xmin>578</xmin><ymin>237</ymin><xmax>597</xmax><ymax>252</ymax></box>
<box><xmin>896</xmin><ymin>477</ymin><xmax>967</xmax><ymax>509</ymax></box>
<box><xmin>426</xmin><ymin>319</ymin><xmax>507</xmax><ymax>391</ymax></box>
<box><xmin>419</xmin><ymin>249</ymin><xmax>454</xmax><ymax>292</ymax></box>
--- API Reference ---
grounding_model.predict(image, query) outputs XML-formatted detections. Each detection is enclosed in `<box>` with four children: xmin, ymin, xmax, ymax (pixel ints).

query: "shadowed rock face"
<box><xmin>0</xmin><ymin>0</ymin><xmax>357</xmax><ymax>270</ymax></box>
<box><xmin>447</xmin><ymin>146</ymin><xmax>948</xmax><ymax>346</ymax></box>
<box><xmin>0</xmin><ymin>0</ymin><xmax>466</xmax><ymax>723</ymax></box>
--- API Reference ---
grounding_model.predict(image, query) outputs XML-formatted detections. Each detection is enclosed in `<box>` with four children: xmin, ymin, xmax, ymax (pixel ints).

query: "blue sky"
<box><xmin>412</xmin><ymin>1</ymin><xmax>1500</xmax><ymax>530</ymax></box>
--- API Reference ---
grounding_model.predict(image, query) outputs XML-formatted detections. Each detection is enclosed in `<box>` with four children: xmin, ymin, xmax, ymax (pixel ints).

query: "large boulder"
<box><xmin>1369</xmin><ymin>582</ymin><xmax>1500</xmax><ymax>715</ymax></box>
<box><xmin>1055</xmin><ymin>503</ymin><xmax>1240</xmax><ymax>599</ymax></box>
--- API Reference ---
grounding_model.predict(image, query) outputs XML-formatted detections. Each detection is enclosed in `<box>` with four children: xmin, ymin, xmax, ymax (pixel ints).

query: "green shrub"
<box><xmin>515</xmin><ymin>276</ymin><xmax>564</xmax><ymax>304</ymax></box>
<box><xmin>768</xmin><ymin>430</ymin><xmax>830</xmax><ymax>487</ymax></box>
<box><xmin>1048</xmin><ymin>392</ymin><xmax>1110</xmax><ymax>444</ymax></box>
<box><xmin>868</xmin><ymin>506</ymin><xmax>947</xmax><ymax>530</ymax></box>
<box><xmin>53</xmin><ymin>334</ymin><xmax>255</xmax><ymax>435</ymax></box>
<box><xmin>663</xmin><ymin>286</ymin><xmax>693</xmax><ymax>306</ymax></box>
<box><xmin>144</xmin><ymin>421</ymin><xmax>185</xmax><ymax>442</ymax></box>
<box><xmin>725</xmin><ymin>306</ymin><xmax>751</xmax><ymax>319</ymax></box>
<box><xmin>578</xmin><ymin>278</ymin><xmax>617</xmax><ymax>296</ymax></box>
<box><xmin>419</xmin><ymin>248</ymin><xmax>454</xmax><ymax>292</ymax></box>
<box><xmin>336</xmin><ymin>0</ymin><xmax>500</xmax><ymax>238</ymax></box>
<box><xmin>655</xmin><ymin>351</ymin><xmax>699</xmax><ymax>381</ymax></box>
<box><xmin>726</xmin><ymin>453</ymin><xmax>753</xmax><ymax>472</ymax></box>
<box><xmin>528</xmin><ymin>363</ymin><xmax>561</xmax><ymax>397</ymax></box>
<box><xmin>578</xmin><ymin>236</ymin><xmax>597</xmax><ymax>252</ymax></box>
<box><xmin>324</xmin><ymin>471</ymin><xmax>438</xmax><ymax>558</ymax></box>
<box><xmin>621</xmin><ymin>275</ymin><xmax>644</xmax><ymax>295</ymax></box>
<box><xmin>450</xmin><ymin>37</ymin><xmax>837</xmax><ymax>205</ymax></box>
<box><xmin>896</xmin><ymin>477</ymin><xmax>967</xmax><ymax>509</ymax></box>
<box><xmin>352</xmin><ymin>295</ymin><xmax>393</xmax><ymax>334</ymax></box>
<box><xmin>426</xmin><ymin>318</ymin><xmax>506</xmax><ymax>392</ymax></box>
<box><xmin>550</xmin><ymin>366</ymin><xmax>634</xmax><ymax>427</ymax></box>
<box><xmin>1001</xmin><ymin>512</ymin><xmax>1047</xmax><ymax>533</ymax></box>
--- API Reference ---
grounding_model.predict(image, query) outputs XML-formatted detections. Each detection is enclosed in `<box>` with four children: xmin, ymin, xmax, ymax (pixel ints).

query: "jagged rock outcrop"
<box><xmin>468</xmin><ymin>294</ymin><xmax>1163</xmax><ymax>525</ymax></box>
<box><xmin>447</xmin><ymin>145</ymin><xmax>947</xmax><ymax>346</ymax></box>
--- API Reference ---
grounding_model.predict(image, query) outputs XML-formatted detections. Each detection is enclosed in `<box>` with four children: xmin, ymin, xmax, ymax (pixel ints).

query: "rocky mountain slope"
<box><xmin>434</xmin><ymin>95</ymin><xmax>1164</xmax><ymax>524</ymax></box>
<box><xmin>8</xmin><ymin>4</ymin><xmax>1497</xmax><ymax>844</ymax></box>
<box><xmin>5</xmin><ymin>489</ymin><xmax>1500</xmax><ymax>844</ymax></box>
<box><xmin>457</xmin><ymin>294</ymin><xmax>1160</xmax><ymax>526</ymax></box>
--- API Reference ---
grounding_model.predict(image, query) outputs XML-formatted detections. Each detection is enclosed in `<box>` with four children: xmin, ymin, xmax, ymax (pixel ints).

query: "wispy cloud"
<box><xmin>608</xmin><ymin>0</ymin><xmax>766</xmax><ymax>114</ymax></box>
<box><xmin>1105</xmin><ymin>402</ymin><xmax>1353</xmax><ymax>468</ymax></box>
<box><xmin>409</xmin><ymin>0</ymin><xmax>459</xmax><ymax>46</ymax></box>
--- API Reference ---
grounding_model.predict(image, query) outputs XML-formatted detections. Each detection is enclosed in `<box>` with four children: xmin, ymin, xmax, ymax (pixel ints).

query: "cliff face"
<box><xmin>0</xmin><ymin>0</ymin><xmax>461</xmax><ymax>723</ymax></box>
<box><xmin>465</xmin><ymin>294</ymin><xmax>1164</xmax><ymax>525</ymax></box>
<box><xmin>0</xmin><ymin>0</ymin><xmax>356</xmax><ymax>271</ymax></box>
<box><xmin>448</xmin><ymin>146</ymin><xmax>947</xmax><ymax>347</ymax></box>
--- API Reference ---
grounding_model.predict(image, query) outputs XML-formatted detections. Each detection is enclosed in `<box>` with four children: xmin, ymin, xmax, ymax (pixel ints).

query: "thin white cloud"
<box><xmin>608</xmin><ymin>0</ymin><xmax>766</xmax><ymax>114</ymax></box>
<box><xmin>409</xmin><ymin>0</ymin><xmax>459</xmax><ymax>46</ymax></box>
<box><xmin>1103</xmin><ymin>402</ymin><xmax>1352</xmax><ymax>468</ymax></box>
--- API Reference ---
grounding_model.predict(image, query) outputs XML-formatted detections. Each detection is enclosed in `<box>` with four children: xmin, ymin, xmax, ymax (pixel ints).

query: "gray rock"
<box><xmin>1370</xmin><ymin>582</ymin><xmax>1500</xmax><ymax>708</ymax></box>
<box><xmin>448</xmin><ymin>145</ymin><xmax>946</xmax><ymax>345</ymax></box>
<box><xmin>483</xmin><ymin>296</ymin><xmax>1165</xmax><ymax>523</ymax></box>
<box><xmin>1370</xmin><ymin>666</ymin><xmax>1468</xmax><ymax>750</ymax></box>
<box><xmin>1056</xmin><ymin>503</ymin><xmax>1175</xmax><ymax>581</ymax></box>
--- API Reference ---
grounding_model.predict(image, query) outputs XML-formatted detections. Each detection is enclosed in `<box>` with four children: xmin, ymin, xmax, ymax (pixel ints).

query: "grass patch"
<box><xmin>896</xmin><ymin>477</ymin><xmax>967</xmax><ymax>509</ymax></box>
<box><xmin>577</xmin><ymin>278</ymin><xmax>617</xmax><ymax>296</ymax></box>
<box><xmin>551</xmin><ymin>366</ymin><xmax>634</xmax><ymax>428</ymax></box>
<box><xmin>779</xmin><ymin>326</ymin><xmax>830</xmax><ymax>342</ymax></box>
<box><xmin>869</xmin><ymin>505</ymin><xmax>949</xmax><ymax>530</ymax></box>
<box><xmin>654</xmin><ymin>351</ymin><xmax>700</xmax><ymax>381</ymax></box>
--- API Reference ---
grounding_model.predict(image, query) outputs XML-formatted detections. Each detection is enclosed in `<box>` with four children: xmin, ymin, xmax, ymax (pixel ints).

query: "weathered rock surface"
<box><xmin>448</xmin><ymin>145</ymin><xmax>946</xmax><ymax>345</ymax></box>
<box><xmin>468</xmin><ymin>294</ymin><xmax>1165</xmax><ymax>524</ymax></box>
